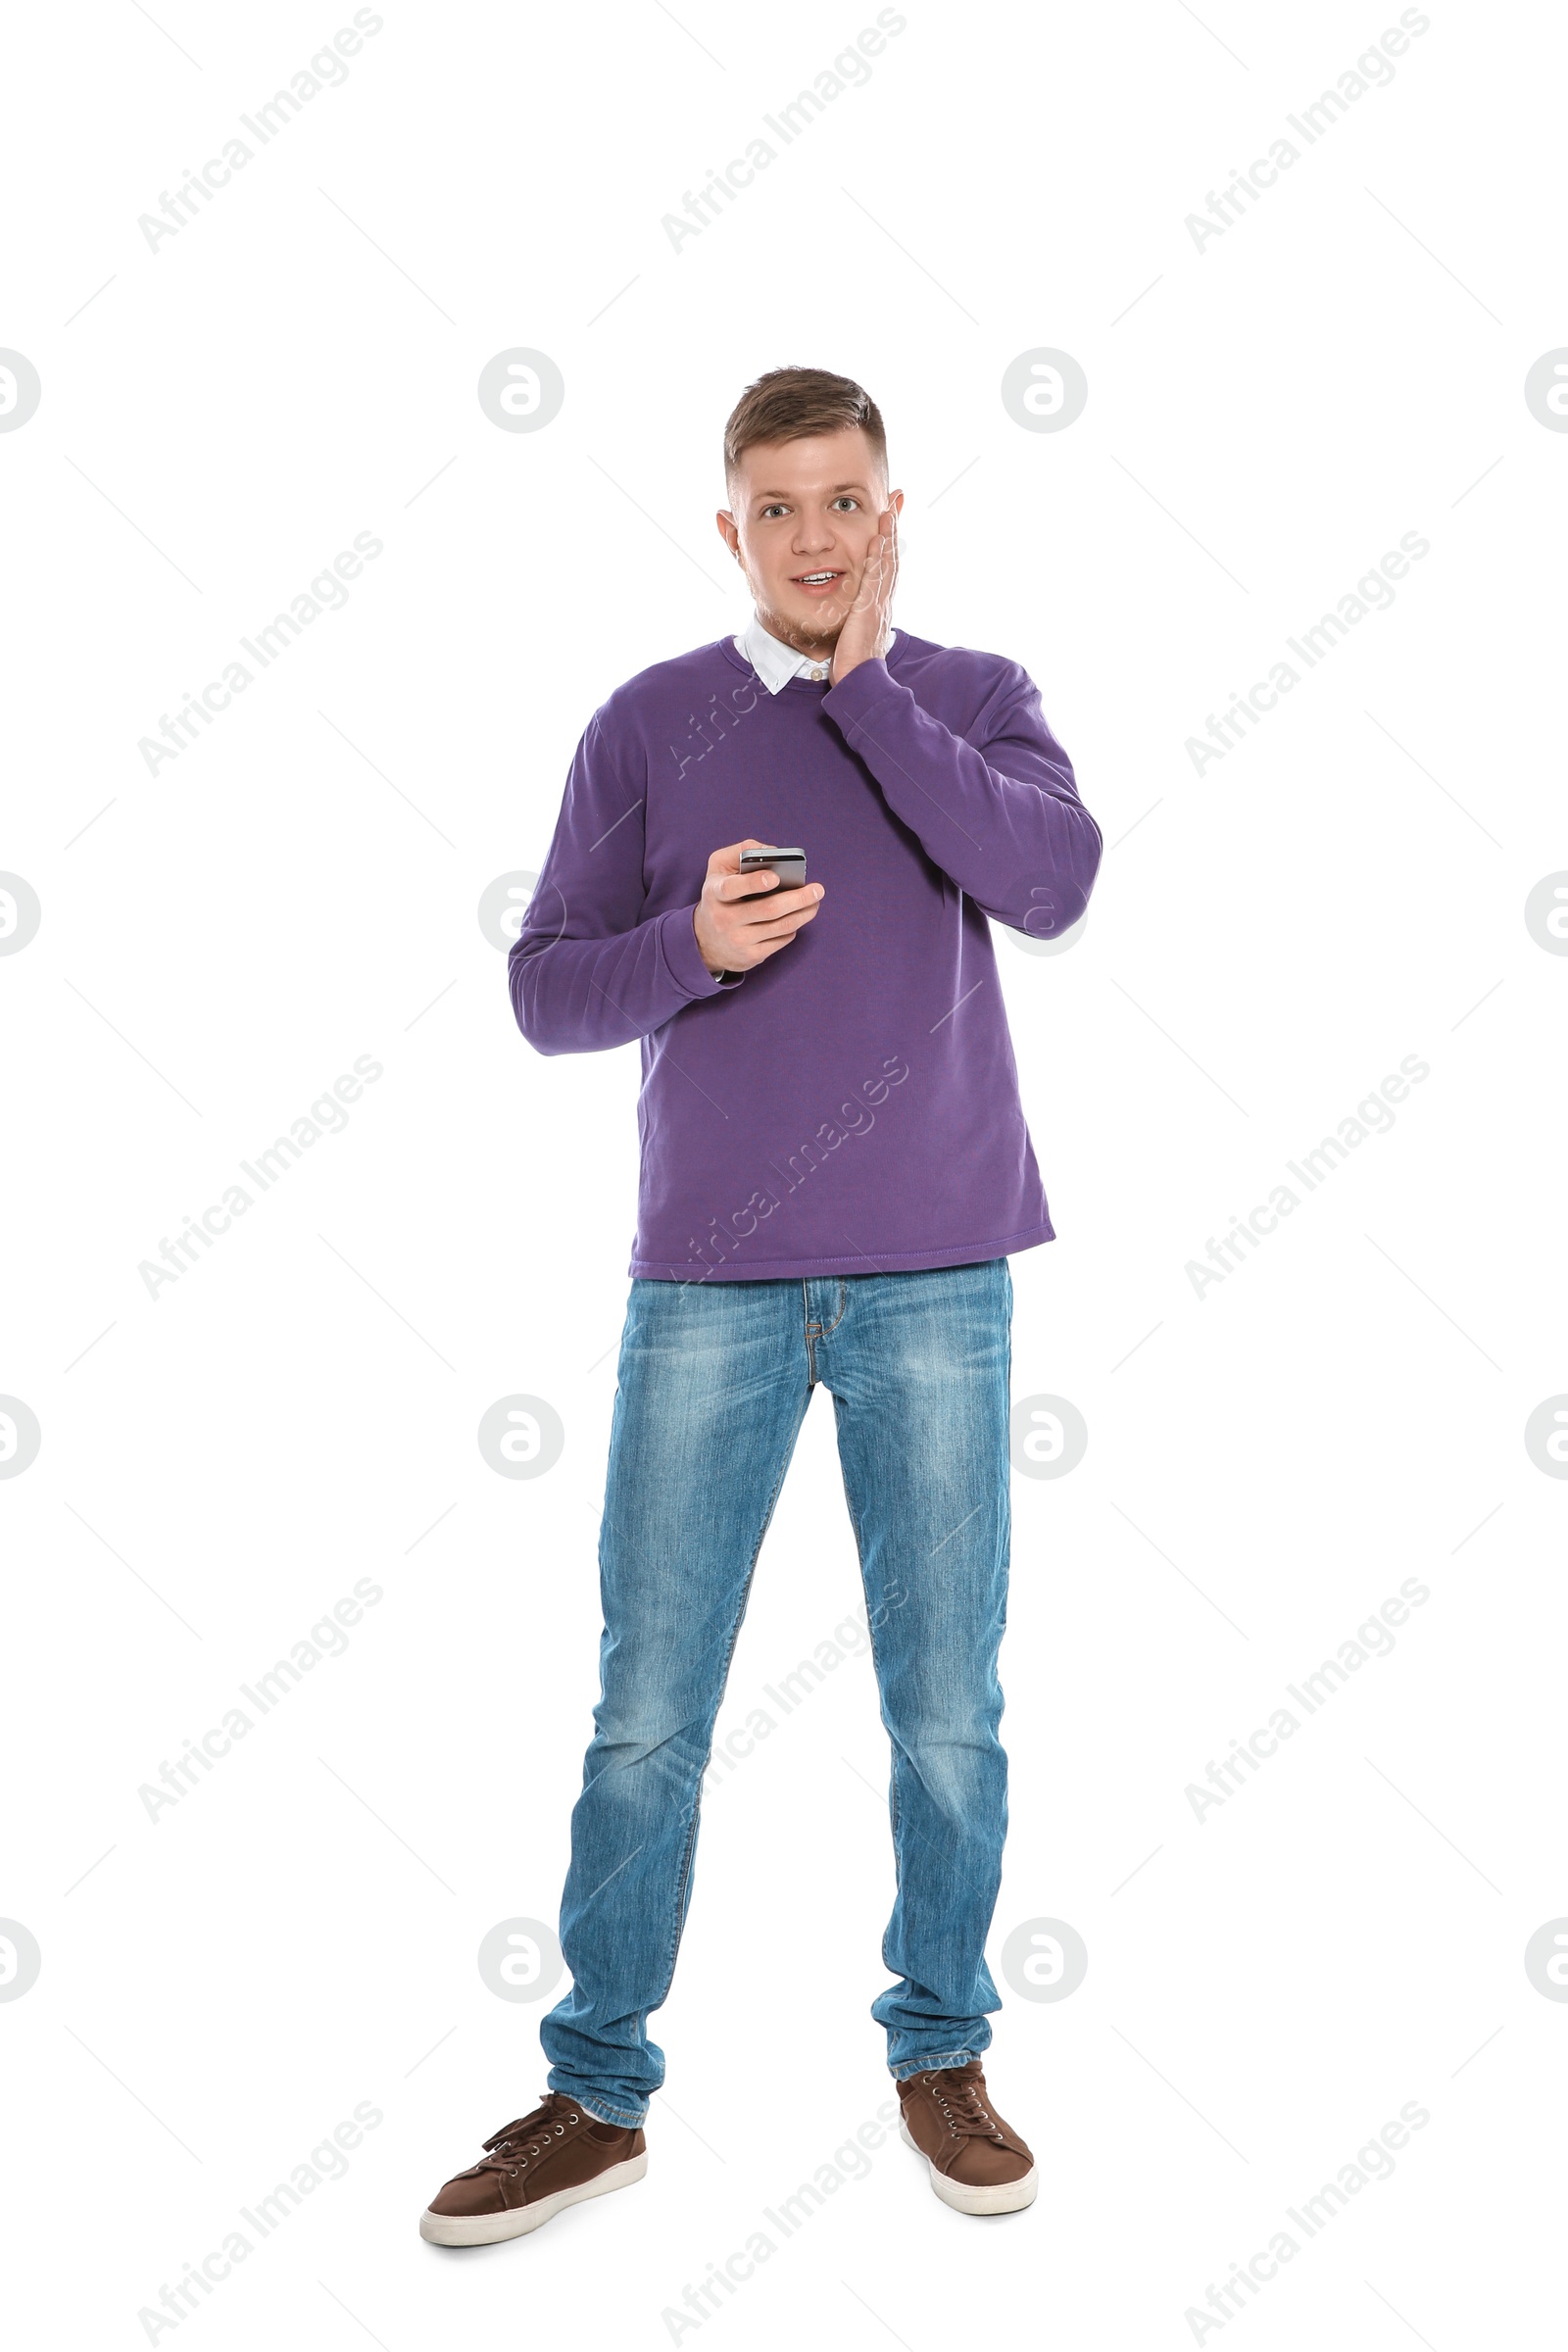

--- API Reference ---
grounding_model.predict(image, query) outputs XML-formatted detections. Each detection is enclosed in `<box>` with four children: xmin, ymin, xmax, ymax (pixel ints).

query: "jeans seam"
<box><xmin>802</xmin><ymin>1277</ymin><xmax>821</xmax><ymax>1384</ymax></box>
<box><xmin>840</xmin><ymin>1437</ymin><xmax>903</xmax><ymax>1943</ymax></box>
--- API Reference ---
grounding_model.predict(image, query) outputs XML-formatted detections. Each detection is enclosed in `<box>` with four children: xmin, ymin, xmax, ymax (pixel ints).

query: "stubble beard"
<box><xmin>751</xmin><ymin>592</ymin><xmax>846</xmax><ymax>660</ymax></box>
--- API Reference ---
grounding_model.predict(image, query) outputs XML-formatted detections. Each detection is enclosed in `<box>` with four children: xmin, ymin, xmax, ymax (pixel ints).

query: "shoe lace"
<box><xmin>476</xmin><ymin>2093</ymin><xmax>581</xmax><ymax>2176</ymax></box>
<box><xmin>922</xmin><ymin>2070</ymin><xmax>1005</xmax><ymax>2143</ymax></box>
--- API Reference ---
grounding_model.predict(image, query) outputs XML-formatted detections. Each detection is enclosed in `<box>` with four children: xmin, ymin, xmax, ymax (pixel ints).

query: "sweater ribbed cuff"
<box><xmin>660</xmin><ymin>904</ymin><xmax>745</xmax><ymax>1000</ymax></box>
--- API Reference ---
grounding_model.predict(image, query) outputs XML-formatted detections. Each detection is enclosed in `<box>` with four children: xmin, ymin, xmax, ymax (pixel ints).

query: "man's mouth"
<box><xmin>791</xmin><ymin>569</ymin><xmax>845</xmax><ymax>596</ymax></box>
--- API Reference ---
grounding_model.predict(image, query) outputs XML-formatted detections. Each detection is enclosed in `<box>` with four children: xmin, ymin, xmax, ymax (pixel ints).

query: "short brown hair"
<box><xmin>723</xmin><ymin>366</ymin><xmax>887</xmax><ymax>488</ymax></box>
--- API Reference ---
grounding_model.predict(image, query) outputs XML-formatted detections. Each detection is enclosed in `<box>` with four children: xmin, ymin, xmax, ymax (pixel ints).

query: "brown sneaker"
<box><xmin>419</xmin><ymin>2092</ymin><xmax>647</xmax><ymax>2245</ymax></box>
<box><xmin>896</xmin><ymin>2060</ymin><xmax>1037</xmax><ymax>2215</ymax></box>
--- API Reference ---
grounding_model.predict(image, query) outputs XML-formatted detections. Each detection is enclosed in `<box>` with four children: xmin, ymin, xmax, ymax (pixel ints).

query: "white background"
<box><xmin>4</xmin><ymin>0</ymin><xmax>1566</xmax><ymax>2344</ymax></box>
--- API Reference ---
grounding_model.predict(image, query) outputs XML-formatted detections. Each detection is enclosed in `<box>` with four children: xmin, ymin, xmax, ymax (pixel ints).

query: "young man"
<box><xmin>420</xmin><ymin>368</ymin><xmax>1102</xmax><ymax>2245</ymax></box>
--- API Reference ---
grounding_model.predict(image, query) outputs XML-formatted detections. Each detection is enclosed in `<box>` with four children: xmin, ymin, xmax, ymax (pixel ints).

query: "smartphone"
<box><xmin>739</xmin><ymin>846</ymin><xmax>807</xmax><ymax>889</ymax></box>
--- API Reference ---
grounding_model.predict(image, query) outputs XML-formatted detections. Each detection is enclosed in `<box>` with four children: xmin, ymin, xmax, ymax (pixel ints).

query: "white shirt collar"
<box><xmin>735</xmin><ymin>611</ymin><xmax>897</xmax><ymax>695</ymax></box>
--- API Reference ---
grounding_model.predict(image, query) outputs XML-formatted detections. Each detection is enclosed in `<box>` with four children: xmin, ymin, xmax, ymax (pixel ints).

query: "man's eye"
<box><xmin>834</xmin><ymin>497</ymin><xmax>859</xmax><ymax>510</ymax></box>
<box><xmin>761</xmin><ymin>505</ymin><xmax>787</xmax><ymax>518</ymax></box>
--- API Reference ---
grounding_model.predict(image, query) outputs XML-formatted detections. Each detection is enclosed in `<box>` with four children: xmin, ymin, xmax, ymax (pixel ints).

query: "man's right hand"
<box><xmin>692</xmin><ymin>839</ymin><xmax>825</xmax><ymax>977</ymax></box>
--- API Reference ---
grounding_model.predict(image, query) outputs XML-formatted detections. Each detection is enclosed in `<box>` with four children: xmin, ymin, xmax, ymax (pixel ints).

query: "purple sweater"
<box><xmin>510</xmin><ymin>630</ymin><xmax>1102</xmax><ymax>1282</ymax></box>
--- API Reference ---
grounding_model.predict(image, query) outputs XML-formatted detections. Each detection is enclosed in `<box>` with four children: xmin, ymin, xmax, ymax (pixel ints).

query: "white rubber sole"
<box><xmin>899</xmin><ymin>2117</ymin><xmax>1038</xmax><ymax>2215</ymax></box>
<box><xmin>419</xmin><ymin>2151</ymin><xmax>647</xmax><ymax>2245</ymax></box>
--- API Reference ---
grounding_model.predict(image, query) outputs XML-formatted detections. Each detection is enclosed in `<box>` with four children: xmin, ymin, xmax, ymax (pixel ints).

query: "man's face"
<box><xmin>717</xmin><ymin>428</ymin><xmax>903</xmax><ymax>654</ymax></box>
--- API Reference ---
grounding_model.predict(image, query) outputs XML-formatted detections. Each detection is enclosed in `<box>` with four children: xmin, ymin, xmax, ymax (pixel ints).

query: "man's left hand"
<box><xmin>831</xmin><ymin>508</ymin><xmax>898</xmax><ymax>686</ymax></box>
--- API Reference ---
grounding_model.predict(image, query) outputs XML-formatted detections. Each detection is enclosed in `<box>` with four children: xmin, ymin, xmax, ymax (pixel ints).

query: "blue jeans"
<box><xmin>541</xmin><ymin>1261</ymin><xmax>1013</xmax><ymax>2126</ymax></box>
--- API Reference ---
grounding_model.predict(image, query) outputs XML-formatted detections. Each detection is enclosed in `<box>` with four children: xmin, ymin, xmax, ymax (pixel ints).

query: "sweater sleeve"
<box><xmin>508</xmin><ymin>704</ymin><xmax>737</xmax><ymax>1056</ymax></box>
<box><xmin>821</xmin><ymin>656</ymin><xmax>1102</xmax><ymax>942</ymax></box>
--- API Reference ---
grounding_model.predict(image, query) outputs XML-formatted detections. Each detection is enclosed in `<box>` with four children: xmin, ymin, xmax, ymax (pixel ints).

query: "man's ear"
<box><xmin>715</xmin><ymin>510</ymin><xmax>740</xmax><ymax>556</ymax></box>
<box><xmin>887</xmin><ymin>488</ymin><xmax>906</xmax><ymax>520</ymax></box>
